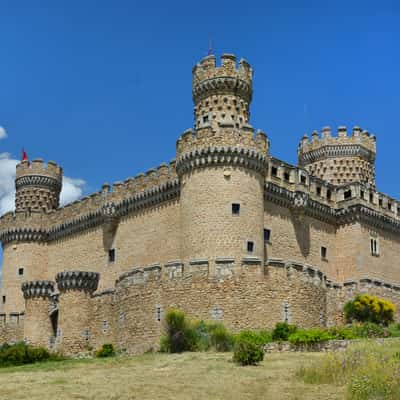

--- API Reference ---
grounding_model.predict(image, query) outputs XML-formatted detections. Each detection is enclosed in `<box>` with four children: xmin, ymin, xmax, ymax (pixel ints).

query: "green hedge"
<box><xmin>0</xmin><ymin>342</ymin><xmax>63</xmax><ymax>367</ymax></box>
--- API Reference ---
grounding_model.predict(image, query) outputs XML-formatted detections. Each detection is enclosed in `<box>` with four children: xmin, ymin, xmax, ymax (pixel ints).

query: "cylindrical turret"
<box><xmin>298</xmin><ymin>126</ymin><xmax>376</xmax><ymax>188</ymax></box>
<box><xmin>21</xmin><ymin>280</ymin><xmax>55</xmax><ymax>348</ymax></box>
<box><xmin>192</xmin><ymin>53</ymin><xmax>253</xmax><ymax>129</ymax></box>
<box><xmin>55</xmin><ymin>271</ymin><xmax>99</xmax><ymax>354</ymax></box>
<box><xmin>15</xmin><ymin>159</ymin><xmax>62</xmax><ymax>213</ymax></box>
<box><xmin>177</xmin><ymin>54</ymin><xmax>268</xmax><ymax>273</ymax></box>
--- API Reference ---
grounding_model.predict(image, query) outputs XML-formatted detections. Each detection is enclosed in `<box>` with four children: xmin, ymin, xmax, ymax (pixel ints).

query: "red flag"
<box><xmin>22</xmin><ymin>149</ymin><xmax>28</xmax><ymax>161</ymax></box>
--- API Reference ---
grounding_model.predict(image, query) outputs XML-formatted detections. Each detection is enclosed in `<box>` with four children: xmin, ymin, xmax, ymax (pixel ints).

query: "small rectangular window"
<box><xmin>18</xmin><ymin>268</ymin><xmax>24</xmax><ymax>276</ymax></box>
<box><xmin>360</xmin><ymin>190</ymin><xmax>364</xmax><ymax>199</ymax></box>
<box><xmin>369</xmin><ymin>193</ymin><xmax>374</xmax><ymax>203</ymax></box>
<box><xmin>284</xmin><ymin>172</ymin><xmax>290</xmax><ymax>181</ymax></box>
<box><xmin>370</xmin><ymin>238</ymin><xmax>379</xmax><ymax>256</ymax></box>
<box><xmin>316</xmin><ymin>187</ymin><xmax>321</xmax><ymax>196</ymax></box>
<box><xmin>327</xmin><ymin>190</ymin><xmax>332</xmax><ymax>201</ymax></box>
<box><xmin>108</xmin><ymin>249</ymin><xmax>116</xmax><ymax>263</ymax></box>
<box><xmin>232</xmin><ymin>203</ymin><xmax>240</xmax><ymax>215</ymax></box>
<box><xmin>321</xmin><ymin>247</ymin><xmax>327</xmax><ymax>260</ymax></box>
<box><xmin>2</xmin><ymin>296</ymin><xmax>5</xmax><ymax>304</ymax></box>
<box><xmin>379</xmin><ymin>198</ymin><xmax>383</xmax><ymax>207</ymax></box>
<box><xmin>247</xmin><ymin>241</ymin><xmax>254</xmax><ymax>253</ymax></box>
<box><xmin>388</xmin><ymin>202</ymin><xmax>392</xmax><ymax>211</ymax></box>
<box><xmin>300</xmin><ymin>175</ymin><xmax>306</xmax><ymax>184</ymax></box>
<box><xmin>344</xmin><ymin>190</ymin><xmax>352</xmax><ymax>199</ymax></box>
<box><xmin>271</xmin><ymin>166</ymin><xmax>278</xmax><ymax>177</ymax></box>
<box><xmin>264</xmin><ymin>229</ymin><xmax>271</xmax><ymax>243</ymax></box>
<box><xmin>203</xmin><ymin>115</ymin><xmax>209</xmax><ymax>123</ymax></box>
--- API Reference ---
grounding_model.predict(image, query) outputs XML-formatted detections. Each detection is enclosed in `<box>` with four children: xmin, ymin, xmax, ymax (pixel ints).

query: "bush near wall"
<box><xmin>0</xmin><ymin>342</ymin><xmax>63</xmax><ymax>367</ymax></box>
<box><xmin>344</xmin><ymin>294</ymin><xmax>395</xmax><ymax>326</ymax></box>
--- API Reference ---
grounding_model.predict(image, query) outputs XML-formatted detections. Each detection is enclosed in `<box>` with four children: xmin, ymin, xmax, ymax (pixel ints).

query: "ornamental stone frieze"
<box><xmin>21</xmin><ymin>280</ymin><xmax>55</xmax><ymax>299</ymax></box>
<box><xmin>55</xmin><ymin>271</ymin><xmax>99</xmax><ymax>293</ymax></box>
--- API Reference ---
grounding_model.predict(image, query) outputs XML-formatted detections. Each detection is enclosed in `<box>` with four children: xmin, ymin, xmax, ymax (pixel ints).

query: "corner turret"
<box><xmin>298</xmin><ymin>126</ymin><xmax>376</xmax><ymax>187</ymax></box>
<box><xmin>15</xmin><ymin>159</ymin><xmax>63</xmax><ymax>213</ymax></box>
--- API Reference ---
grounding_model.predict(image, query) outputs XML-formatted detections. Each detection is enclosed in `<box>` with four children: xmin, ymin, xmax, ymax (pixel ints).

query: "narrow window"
<box><xmin>369</xmin><ymin>193</ymin><xmax>374</xmax><ymax>203</ymax></box>
<box><xmin>108</xmin><ymin>249</ymin><xmax>116</xmax><ymax>263</ymax></box>
<box><xmin>247</xmin><ymin>241</ymin><xmax>254</xmax><ymax>253</ymax></box>
<box><xmin>344</xmin><ymin>190</ymin><xmax>352</xmax><ymax>199</ymax></box>
<box><xmin>18</xmin><ymin>268</ymin><xmax>24</xmax><ymax>276</ymax></box>
<box><xmin>360</xmin><ymin>190</ymin><xmax>364</xmax><ymax>199</ymax></box>
<box><xmin>316</xmin><ymin>187</ymin><xmax>321</xmax><ymax>196</ymax></box>
<box><xmin>321</xmin><ymin>247</ymin><xmax>327</xmax><ymax>260</ymax></box>
<box><xmin>370</xmin><ymin>238</ymin><xmax>379</xmax><ymax>256</ymax></box>
<box><xmin>388</xmin><ymin>202</ymin><xmax>392</xmax><ymax>211</ymax></box>
<box><xmin>2</xmin><ymin>296</ymin><xmax>5</xmax><ymax>304</ymax></box>
<box><xmin>283</xmin><ymin>302</ymin><xmax>290</xmax><ymax>323</ymax></box>
<box><xmin>327</xmin><ymin>190</ymin><xmax>332</xmax><ymax>201</ymax></box>
<box><xmin>264</xmin><ymin>228</ymin><xmax>271</xmax><ymax>243</ymax></box>
<box><xmin>232</xmin><ymin>203</ymin><xmax>240</xmax><ymax>215</ymax></box>
<box><xmin>156</xmin><ymin>306</ymin><xmax>163</xmax><ymax>322</ymax></box>
<box><xmin>300</xmin><ymin>175</ymin><xmax>306</xmax><ymax>184</ymax></box>
<box><xmin>379</xmin><ymin>198</ymin><xmax>383</xmax><ymax>207</ymax></box>
<box><xmin>271</xmin><ymin>166</ymin><xmax>278</xmax><ymax>177</ymax></box>
<box><xmin>284</xmin><ymin>172</ymin><xmax>290</xmax><ymax>182</ymax></box>
<box><xmin>203</xmin><ymin>115</ymin><xmax>209</xmax><ymax>123</ymax></box>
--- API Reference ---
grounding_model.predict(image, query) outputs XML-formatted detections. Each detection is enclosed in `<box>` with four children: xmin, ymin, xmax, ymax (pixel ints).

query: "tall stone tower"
<box><xmin>298</xmin><ymin>126</ymin><xmax>376</xmax><ymax>188</ymax></box>
<box><xmin>176</xmin><ymin>54</ymin><xmax>269</xmax><ymax>273</ymax></box>
<box><xmin>0</xmin><ymin>159</ymin><xmax>62</xmax><ymax>315</ymax></box>
<box><xmin>15</xmin><ymin>159</ymin><xmax>62</xmax><ymax>213</ymax></box>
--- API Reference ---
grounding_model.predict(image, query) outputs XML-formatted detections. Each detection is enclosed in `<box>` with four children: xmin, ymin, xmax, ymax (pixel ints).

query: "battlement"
<box><xmin>298</xmin><ymin>126</ymin><xmax>376</xmax><ymax>159</ymax></box>
<box><xmin>192</xmin><ymin>53</ymin><xmax>253</xmax><ymax>96</ymax></box>
<box><xmin>176</xmin><ymin>125</ymin><xmax>269</xmax><ymax>176</ymax></box>
<box><xmin>176</xmin><ymin>125</ymin><xmax>268</xmax><ymax>154</ymax></box>
<box><xmin>16</xmin><ymin>159</ymin><xmax>62</xmax><ymax>180</ymax></box>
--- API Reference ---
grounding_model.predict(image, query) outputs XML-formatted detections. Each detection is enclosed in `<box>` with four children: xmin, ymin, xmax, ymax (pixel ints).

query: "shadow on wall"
<box><xmin>293</xmin><ymin>216</ymin><xmax>310</xmax><ymax>258</ymax></box>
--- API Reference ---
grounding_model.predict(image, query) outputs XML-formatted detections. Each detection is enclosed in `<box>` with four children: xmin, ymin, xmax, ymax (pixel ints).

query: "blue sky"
<box><xmin>0</xmin><ymin>1</ymin><xmax>399</xmax><ymax>234</ymax></box>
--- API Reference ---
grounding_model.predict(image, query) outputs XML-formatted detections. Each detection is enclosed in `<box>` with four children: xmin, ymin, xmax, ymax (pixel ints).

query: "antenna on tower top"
<box><xmin>208</xmin><ymin>34</ymin><xmax>213</xmax><ymax>55</ymax></box>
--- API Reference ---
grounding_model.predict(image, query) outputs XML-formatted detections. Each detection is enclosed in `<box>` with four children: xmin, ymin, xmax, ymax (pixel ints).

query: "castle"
<box><xmin>0</xmin><ymin>53</ymin><xmax>400</xmax><ymax>354</ymax></box>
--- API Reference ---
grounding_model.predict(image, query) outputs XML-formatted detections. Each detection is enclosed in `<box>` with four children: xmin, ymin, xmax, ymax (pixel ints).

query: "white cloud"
<box><xmin>0</xmin><ymin>127</ymin><xmax>7</xmax><ymax>140</ymax></box>
<box><xmin>0</xmin><ymin>152</ymin><xmax>85</xmax><ymax>215</ymax></box>
<box><xmin>60</xmin><ymin>177</ymin><xmax>86</xmax><ymax>205</ymax></box>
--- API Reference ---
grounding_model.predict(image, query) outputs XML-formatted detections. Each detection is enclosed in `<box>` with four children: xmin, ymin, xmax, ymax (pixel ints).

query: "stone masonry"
<box><xmin>0</xmin><ymin>53</ymin><xmax>400</xmax><ymax>354</ymax></box>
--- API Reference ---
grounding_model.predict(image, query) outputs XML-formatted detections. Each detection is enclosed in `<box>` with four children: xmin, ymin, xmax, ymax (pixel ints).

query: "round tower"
<box><xmin>21</xmin><ymin>280</ymin><xmax>55</xmax><ymax>348</ymax></box>
<box><xmin>55</xmin><ymin>271</ymin><xmax>99</xmax><ymax>354</ymax></box>
<box><xmin>298</xmin><ymin>126</ymin><xmax>376</xmax><ymax>188</ymax></box>
<box><xmin>15</xmin><ymin>159</ymin><xmax>62</xmax><ymax>213</ymax></box>
<box><xmin>177</xmin><ymin>54</ymin><xmax>269</xmax><ymax>273</ymax></box>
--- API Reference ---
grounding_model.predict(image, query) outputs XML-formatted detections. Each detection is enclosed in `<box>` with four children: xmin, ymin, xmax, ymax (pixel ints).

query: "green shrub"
<box><xmin>387</xmin><ymin>323</ymin><xmax>400</xmax><ymax>338</ymax></box>
<box><xmin>344</xmin><ymin>294</ymin><xmax>395</xmax><ymax>326</ymax></box>
<box><xmin>191</xmin><ymin>320</ymin><xmax>211</xmax><ymax>351</ymax></box>
<box><xmin>161</xmin><ymin>309</ymin><xmax>198</xmax><ymax>353</ymax></box>
<box><xmin>233</xmin><ymin>338</ymin><xmax>264</xmax><ymax>366</ymax></box>
<box><xmin>95</xmin><ymin>343</ymin><xmax>116</xmax><ymax>358</ymax></box>
<box><xmin>0</xmin><ymin>342</ymin><xmax>61</xmax><ymax>367</ymax></box>
<box><xmin>288</xmin><ymin>328</ymin><xmax>334</xmax><ymax>345</ymax></box>
<box><xmin>207</xmin><ymin>322</ymin><xmax>234</xmax><ymax>352</ymax></box>
<box><xmin>327</xmin><ymin>326</ymin><xmax>357</xmax><ymax>340</ymax></box>
<box><xmin>235</xmin><ymin>330</ymin><xmax>273</xmax><ymax>347</ymax></box>
<box><xmin>271</xmin><ymin>322</ymin><xmax>297</xmax><ymax>341</ymax></box>
<box><xmin>350</xmin><ymin>322</ymin><xmax>384</xmax><ymax>338</ymax></box>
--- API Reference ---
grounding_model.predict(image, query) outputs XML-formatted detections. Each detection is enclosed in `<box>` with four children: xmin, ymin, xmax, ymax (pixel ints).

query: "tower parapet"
<box><xmin>298</xmin><ymin>126</ymin><xmax>376</xmax><ymax>187</ymax></box>
<box><xmin>15</xmin><ymin>159</ymin><xmax>63</xmax><ymax>213</ymax></box>
<box><xmin>192</xmin><ymin>54</ymin><xmax>253</xmax><ymax>130</ymax></box>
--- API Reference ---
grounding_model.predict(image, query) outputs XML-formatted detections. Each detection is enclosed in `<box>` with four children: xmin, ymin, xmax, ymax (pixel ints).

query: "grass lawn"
<box><xmin>0</xmin><ymin>351</ymin><xmax>345</xmax><ymax>400</ymax></box>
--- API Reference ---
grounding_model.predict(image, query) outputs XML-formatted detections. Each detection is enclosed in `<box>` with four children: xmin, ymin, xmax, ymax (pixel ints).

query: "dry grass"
<box><xmin>0</xmin><ymin>351</ymin><xmax>345</xmax><ymax>400</ymax></box>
